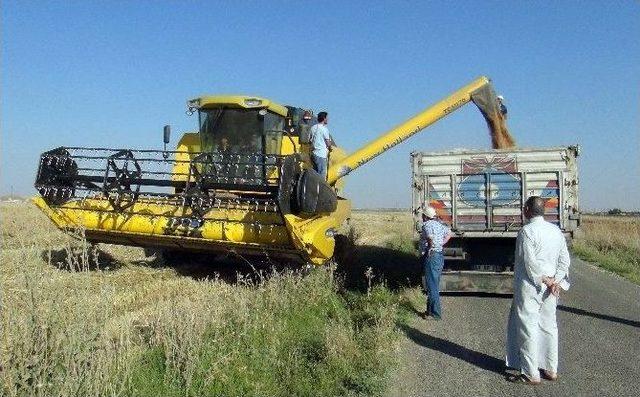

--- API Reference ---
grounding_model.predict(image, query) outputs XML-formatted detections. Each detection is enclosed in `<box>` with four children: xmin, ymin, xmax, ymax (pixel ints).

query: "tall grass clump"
<box><xmin>573</xmin><ymin>215</ymin><xmax>640</xmax><ymax>284</ymax></box>
<box><xmin>1</xmin><ymin>203</ymin><xmax>399</xmax><ymax>397</ymax></box>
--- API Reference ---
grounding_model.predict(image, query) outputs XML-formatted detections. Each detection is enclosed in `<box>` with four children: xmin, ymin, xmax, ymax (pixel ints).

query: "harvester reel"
<box><xmin>103</xmin><ymin>150</ymin><xmax>142</xmax><ymax>211</ymax></box>
<box><xmin>35</xmin><ymin>148</ymin><xmax>78</xmax><ymax>205</ymax></box>
<box><xmin>184</xmin><ymin>186</ymin><xmax>214</xmax><ymax>218</ymax></box>
<box><xmin>185</xmin><ymin>152</ymin><xmax>219</xmax><ymax>217</ymax></box>
<box><xmin>188</xmin><ymin>153</ymin><xmax>219</xmax><ymax>189</ymax></box>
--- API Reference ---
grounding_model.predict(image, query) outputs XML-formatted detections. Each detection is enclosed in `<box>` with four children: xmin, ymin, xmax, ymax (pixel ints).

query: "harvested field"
<box><xmin>0</xmin><ymin>202</ymin><xmax>402</xmax><ymax>397</ymax></box>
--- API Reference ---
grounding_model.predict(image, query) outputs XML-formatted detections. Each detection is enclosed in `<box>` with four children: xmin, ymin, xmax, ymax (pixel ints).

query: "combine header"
<box><xmin>33</xmin><ymin>76</ymin><xmax>513</xmax><ymax>265</ymax></box>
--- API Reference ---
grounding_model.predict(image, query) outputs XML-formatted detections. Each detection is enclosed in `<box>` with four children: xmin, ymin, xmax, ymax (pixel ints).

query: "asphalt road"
<box><xmin>386</xmin><ymin>256</ymin><xmax>640</xmax><ymax>397</ymax></box>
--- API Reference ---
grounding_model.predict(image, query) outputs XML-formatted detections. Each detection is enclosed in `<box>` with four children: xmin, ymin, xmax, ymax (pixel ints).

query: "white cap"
<box><xmin>497</xmin><ymin>95</ymin><xmax>504</xmax><ymax>101</ymax></box>
<box><xmin>423</xmin><ymin>206</ymin><xmax>437</xmax><ymax>219</ymax></box>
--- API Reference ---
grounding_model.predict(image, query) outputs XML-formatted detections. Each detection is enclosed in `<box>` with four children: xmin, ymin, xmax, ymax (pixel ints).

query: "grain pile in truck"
<box><xmin>411</xmin><ymin>146</ymin><xmax>580</xmax><ymax>293</ymax></box>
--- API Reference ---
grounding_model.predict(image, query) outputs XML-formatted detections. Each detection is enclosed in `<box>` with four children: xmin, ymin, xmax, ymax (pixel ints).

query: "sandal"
<box><xmin>540</xmin><ymin>369</ymin><xmax>558</xmax><ymax>381</ymax></box>
<box><xmin>506</xmin><ymin>373</ymin><xmax>541</xmax><ymax>385</ymax></box>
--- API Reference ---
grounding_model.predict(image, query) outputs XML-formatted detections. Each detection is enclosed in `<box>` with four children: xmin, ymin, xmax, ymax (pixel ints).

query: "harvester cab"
<box><xmin>187</xmin><ymin>96</ymin><xmax>294</xmax><ymax>157</ymax></box>
<box><xmin>182</xmin><ymin>96</ymin><xmax>337</xmax><ymax>166</ymax></box>
<box><xmin>177</xmin><ymin>95</ymin><xmax>344</xmax><ymax>216</ymax></box>
<box><xmin>33</xmin><ymin>76</ymin><xmax>514</xmax><ymax>266</ymax></box>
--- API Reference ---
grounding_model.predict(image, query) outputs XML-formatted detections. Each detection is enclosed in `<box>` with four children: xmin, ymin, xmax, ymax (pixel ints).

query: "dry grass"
<box><xmin>1</xmin><ymin>202</ymin><xmax>400</xmax><ymax>397</ymax></box>
<box><xmin>348</xmin><ymin>210</ymin><xmax>415</xmax><ymax>248</ymax></box>
<box><xmin>16</xmin><ymin>205</ymin><xmax>634</xmax><ymax>396</ymax></box>
<box><xmin>573</xmin><ymin>215</ymin><xmax>640</xmax><ymax>284</ymax></box>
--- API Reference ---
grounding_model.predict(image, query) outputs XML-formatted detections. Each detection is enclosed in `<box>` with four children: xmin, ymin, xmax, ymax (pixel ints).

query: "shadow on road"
<box><xmin>442</xmin><ymin>292</ymin><xmax>512</xmax><ymax>298</ymax></box>
<box><xmin>558</xmin><ymin>305</ymin><xmax>640</xmax><ymax>328</ymax></box>
<box><xmin>399</xmin><ymin>323</ymin><xmax>506</xmax><ymax>375</ymax></box>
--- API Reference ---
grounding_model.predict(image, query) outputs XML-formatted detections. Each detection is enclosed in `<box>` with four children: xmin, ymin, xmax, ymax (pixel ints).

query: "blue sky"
<box><xmin>2</xmin><ymin>1</ymin><xmax>638</xmax><ymax>210</ymax></box>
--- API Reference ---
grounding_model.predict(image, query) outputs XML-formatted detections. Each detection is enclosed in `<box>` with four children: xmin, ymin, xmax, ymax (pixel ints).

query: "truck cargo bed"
<box><xmin>411</xmin><ymin>146</ymin><xmax>580</xmax><ymax>292</ymax></box>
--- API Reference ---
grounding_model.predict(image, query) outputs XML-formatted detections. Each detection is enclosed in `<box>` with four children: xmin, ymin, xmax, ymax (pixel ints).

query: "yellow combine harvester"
<box><xmin>33</xmin><ymin>76</ymin><xmax>513</xmax><ymax>265</ymax></box>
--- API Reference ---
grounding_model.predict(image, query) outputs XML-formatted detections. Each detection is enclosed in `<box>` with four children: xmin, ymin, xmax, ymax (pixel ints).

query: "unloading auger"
<box><xmin>33</xmin><ymin>76</ymin><xmax>513</xmax><ymax>265</ymax></box>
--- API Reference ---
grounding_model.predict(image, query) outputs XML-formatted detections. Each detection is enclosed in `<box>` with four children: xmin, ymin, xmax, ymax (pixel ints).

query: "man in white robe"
<box><xmin>506</xmin><ymin>196</ymin><xmax>571</xmax><ymax>384</ymax></box>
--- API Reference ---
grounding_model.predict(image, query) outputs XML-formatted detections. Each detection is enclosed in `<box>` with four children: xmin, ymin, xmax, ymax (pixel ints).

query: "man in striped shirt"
<box><xmin>420</xmin><ymin>206</ymin><xmax>453</xmax><ymax>319</ymax></box>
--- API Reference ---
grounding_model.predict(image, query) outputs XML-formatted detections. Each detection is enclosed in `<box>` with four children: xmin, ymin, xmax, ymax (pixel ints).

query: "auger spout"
<box><xmin>327</xmin><ymin>76</ymin><xmax>515</xmax><ymax>184</ymax></box>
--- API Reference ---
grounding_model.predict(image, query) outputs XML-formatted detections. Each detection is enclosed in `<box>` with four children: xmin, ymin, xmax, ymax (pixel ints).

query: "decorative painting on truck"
<box><xmin>458</xmin><ymin>155</ymin><xmax>520</xmax><ymax>206</ymax></box>
<box><xmin>426</xmin><ymin>154</ymin><xmax>561</xmax><ymax>231</ymax></box>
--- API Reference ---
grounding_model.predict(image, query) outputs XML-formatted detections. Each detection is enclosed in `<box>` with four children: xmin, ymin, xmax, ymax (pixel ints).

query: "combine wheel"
<box><xmin>143</xmin><ymin>247</ymin><xmax>161</xmax><ymax>258</ymax></box>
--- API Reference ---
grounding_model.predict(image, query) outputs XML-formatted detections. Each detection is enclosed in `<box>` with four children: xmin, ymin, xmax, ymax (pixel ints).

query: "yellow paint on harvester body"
<box><xmin>33</xmin><ymin>194</ymin><xmax>349</xmax><ymax>264</ymax></box>
<box><xmin>33</xmin><ymin>196</ymin><xmax>290</xmax><ymax>245</ymax></box>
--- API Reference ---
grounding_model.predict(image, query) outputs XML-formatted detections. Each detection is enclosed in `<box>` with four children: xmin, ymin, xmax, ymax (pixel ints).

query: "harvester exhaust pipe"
<box><xmin>326</xmin><ymin>76</ymin><xmax>515</xmax><ymax>184</ymax></box>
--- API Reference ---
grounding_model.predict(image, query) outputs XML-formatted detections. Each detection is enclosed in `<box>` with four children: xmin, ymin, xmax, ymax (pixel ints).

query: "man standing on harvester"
<box><xmin>497</xmin><ymin>95</ymin><xmax>508</xmax><ymax>118</ymax></box>
<box><xmin>310</xmin><ymin>111</ymin><xmax>334</xmax><ymax>179</ymax></box>
<box><xmin>420</xmin><ymin>206</ymin><xmax>453</xmax><ymax>320</ymax></box>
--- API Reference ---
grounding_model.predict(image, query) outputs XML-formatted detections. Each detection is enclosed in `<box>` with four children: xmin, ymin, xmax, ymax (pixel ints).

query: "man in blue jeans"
<box><xmin>309</xmin><ymin>111</ymin><xmax>334</xmax><ymax>179</ymax></box>
<box><xmin>420</xmin><ymin>206</ymin><xmax>453</xmax><ymax>319</ymax></box>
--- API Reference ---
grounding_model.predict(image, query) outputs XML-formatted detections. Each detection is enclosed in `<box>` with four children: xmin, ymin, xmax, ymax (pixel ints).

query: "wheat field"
<box><xmin>0</xmin><ymin>202</ymin><xmax>403</xmax><ymax>397</ymax></box>
<box><xmin>573</xmin><ymin>215</ymin><xmax>640</xmax><ymax>284</ymax></box>
<box><xmin>2</xmin><ymin>201</ymin><xmax>636</xmax><ymax>397</ymax></box>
